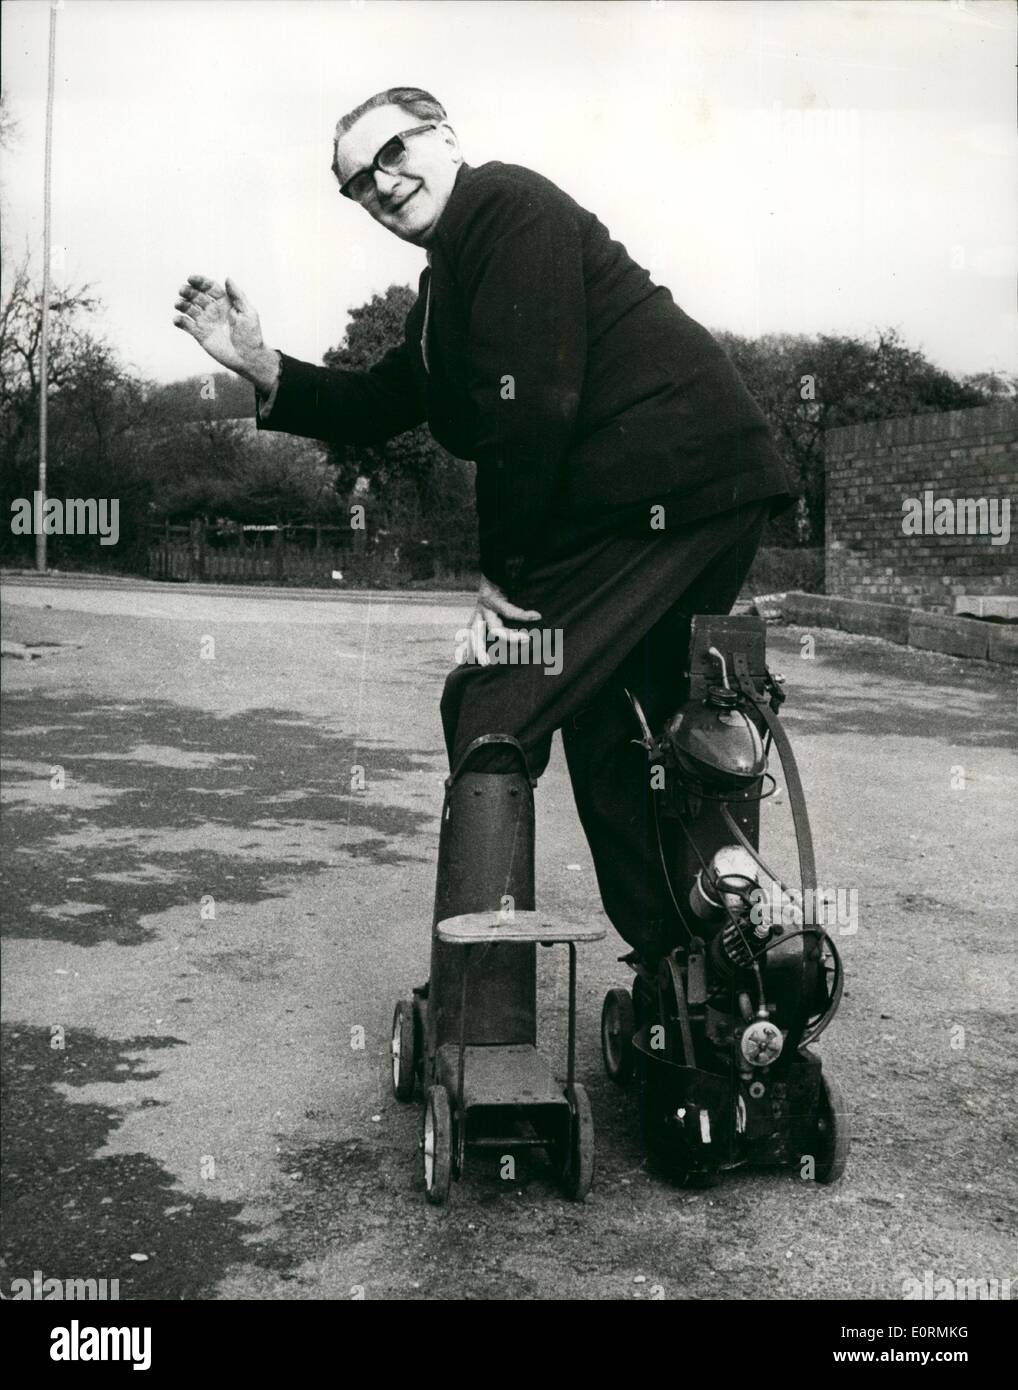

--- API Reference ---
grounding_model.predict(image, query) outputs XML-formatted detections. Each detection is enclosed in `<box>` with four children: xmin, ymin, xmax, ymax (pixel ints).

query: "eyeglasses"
<box><xmin>338</xmin><ymin>123</ymin><xmax>439</xmax><ymax>203</ymax></box>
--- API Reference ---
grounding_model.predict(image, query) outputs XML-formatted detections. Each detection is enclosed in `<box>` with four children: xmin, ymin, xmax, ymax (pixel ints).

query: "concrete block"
<box><xmin>780</xmin><ymin>593</ymin><xmax>843</xmax><ymax>628</ymax></box>
<box><xmin>784</xmin><ymin>590</ymin><xmax>1017</xmax><ymax>661</ymax></box>
<box><xmin>783</xmin><ymin>593</ymin><xmax>916</xmax><ymax>644</ymax></box>
<box><xmin>908</xmin><ymin>611</ymin><xmax>990</xmax><ymax>661</ymax></box>
<box><xmin>954</xmin><ymin>594</ymin><xmax>1018</xmax><ymax>621</ymax></box>
<box><xmin>837</xmin><ymin>599</ymin><xmax>911</xmax><ymax>644</ymax></box>
<box><xmin>988</xmin><ymin>625</ymin><xmax>1018</xmax><ymax>666</ymax></box>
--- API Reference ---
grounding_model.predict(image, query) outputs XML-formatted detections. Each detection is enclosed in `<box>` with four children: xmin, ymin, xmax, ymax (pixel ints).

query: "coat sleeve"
<box><xmin>255</xmin><ymin>335</ymin><xmax>426</xmax><ymax>446</ymax></box>
<box><xmin>448</xmin><ymin>180</ymin><xmax>587</xmax><ymax>587</ymax></box>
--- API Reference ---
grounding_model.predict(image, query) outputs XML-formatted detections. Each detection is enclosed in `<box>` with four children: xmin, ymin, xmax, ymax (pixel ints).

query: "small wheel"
<box><xmin>390</xmin><ymin>1000</ymin><xmax>416</xmax><ymax>1101</ymax></box>
<box><xmin>814</xmin><ymin>1068</ymin><xmax>850</xmax><ymax>1184</ymax></box>
<box><xmin>561</xmin><ymin>1082</ymin><xmax>595</xmax><ymax>1202</ymax></box>
<box><xmin>601</xmin><ymin>988</ymin><xmax>635</xmax><ymax>1084</ymax></box>
<box><xmin>422</xmin><ymin>1085</ymin><xmax>452</xmax><ymax>1204</ymax></box>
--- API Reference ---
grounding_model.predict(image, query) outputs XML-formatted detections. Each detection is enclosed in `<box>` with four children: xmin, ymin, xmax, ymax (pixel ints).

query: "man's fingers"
<box><xmin>481</xmin><ymin>588</ymin><xmax>542</xmax><ymax>623</ymax></box>
<box><xmin>464</xmin><ymin>612</ymin><xmax>489</xmax><ymax>665</ymax></box>
<box><xmin>225</xmin><ymin>276</ymin><xmax>251</xmax><ymax>313</ymax></box>
<box><xmin>173</xmin><ymin>315</ymin><xmax>199</xmax><ymax>336</ymax></box>
<box><xmin>492</xmin><ymin>599</ymin><xmax>542</xmax><ymax>622</ymax></box>
<box><xmin>478</xmin><ymin>604</ymin><xmax>508</xmax><ymax>639</ymax></box>
<box><xmin>479</xmin><ymin>604</ymin><xmax>532</xmax><ymax>643</ymax></box>
<box><xmin>462</xmin><ymin>604</ymin><xmax>540</xmax><ymax>667</ymax></box>
<box><xmin>477</xmin><ymin>575</ymin><xmax>542</xmax><ymax>623</ymax></box>
<box><xmin>186</xmin><ymin>274</ymin><xmax>223</xmax><ymax>297</ymax></box>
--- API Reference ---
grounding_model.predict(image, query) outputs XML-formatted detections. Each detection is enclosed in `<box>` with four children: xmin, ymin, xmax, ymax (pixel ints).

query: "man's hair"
<box><xmin>331</xmin><ymin>87</ymin><xmax>447</xmax><ymax>182</ymax></box>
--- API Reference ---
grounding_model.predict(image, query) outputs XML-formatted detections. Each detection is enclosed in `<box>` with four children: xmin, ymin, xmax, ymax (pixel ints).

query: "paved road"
<box><xmin>2</xmin><ymin>576</ymin><xmax>1015</xmax><ymax>1301</ymax></box>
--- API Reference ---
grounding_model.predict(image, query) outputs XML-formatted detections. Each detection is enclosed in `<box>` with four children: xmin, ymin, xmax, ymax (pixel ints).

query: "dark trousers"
<box><xmin>439</xmin><ymin>502</ymin><xmax>769</xmax><ymax>960</ymax></box>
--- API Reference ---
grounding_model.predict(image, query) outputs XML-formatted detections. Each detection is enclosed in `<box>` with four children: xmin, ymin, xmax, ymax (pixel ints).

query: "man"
<box><xmin>173</xmin><ymin>87</ymin><xmax>792</xmax><ymax>962</ymax></box>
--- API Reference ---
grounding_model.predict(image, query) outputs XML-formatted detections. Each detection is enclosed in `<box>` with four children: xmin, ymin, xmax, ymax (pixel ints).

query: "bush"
<box><xmin>743</xmin><ymin>546</ymin><xmax>825</xmax><ymax>596</ymax></box>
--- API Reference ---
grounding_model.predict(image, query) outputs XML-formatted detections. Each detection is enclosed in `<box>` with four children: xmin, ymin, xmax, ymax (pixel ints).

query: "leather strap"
<box><xmin>731</xmin><ymin>654</ymin><xmax>817</xmax><ymax>898</ymax></box>
<box><xmin>446</xmin><ymin>733</ymin><xmax>535</xmax><ymax>788</ymax></box>
<box><xmin>666</xmin><ymin>954</ymin><xmax>697</xmax><ymax>1067</ymax></box>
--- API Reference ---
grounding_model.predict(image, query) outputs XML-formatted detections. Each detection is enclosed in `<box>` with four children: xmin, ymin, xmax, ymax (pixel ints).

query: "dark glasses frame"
<box><xmin>338</xmin><ymin>123</ymin><xmax>439</xmax><ymax>202</ymax></box>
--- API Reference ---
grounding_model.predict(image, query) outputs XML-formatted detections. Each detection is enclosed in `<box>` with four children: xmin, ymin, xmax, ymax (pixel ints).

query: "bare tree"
<box><xmin>0</xmin><ymin>254</ymin><xmax>100</xmax><ymax>469</ymax></box>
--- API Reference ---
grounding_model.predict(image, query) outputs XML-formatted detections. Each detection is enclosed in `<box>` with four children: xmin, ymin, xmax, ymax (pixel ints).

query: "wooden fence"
<box><xmin>145</xmin><ymin>520</ymin><xmax>471</xmax><ymax>584</ymax></box>
<box><xmin>147</xmin><ymin>521</ymin><xmax>358</xmax><ymax>585</ymax></box>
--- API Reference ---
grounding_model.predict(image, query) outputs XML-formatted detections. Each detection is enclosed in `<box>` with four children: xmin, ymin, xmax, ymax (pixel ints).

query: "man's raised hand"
<box><xmin>173</xmin><ymin>275</ymin><xmax>279</xmax><ymax>393</ymax></box>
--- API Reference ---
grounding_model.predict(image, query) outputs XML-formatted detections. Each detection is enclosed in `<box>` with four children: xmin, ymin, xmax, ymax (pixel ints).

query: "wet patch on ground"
<box><xmin>1</xmin><ymin>694</ymin><xmax>433</xmax><ymax>946</ymax></box>
<box><xmin>0</xmin><ymin>1024</ymin><xmax>293</xmax><ymax>1299</ymax></box>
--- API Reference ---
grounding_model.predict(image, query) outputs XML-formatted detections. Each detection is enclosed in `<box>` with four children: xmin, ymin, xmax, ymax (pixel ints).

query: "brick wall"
<box><xmin>825</xmin><ymin>404</ymin><xmax>1018</xmax><ymax>612</ymax></box>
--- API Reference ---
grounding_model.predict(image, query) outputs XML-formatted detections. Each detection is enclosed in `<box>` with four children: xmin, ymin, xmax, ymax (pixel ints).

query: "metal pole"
<box><xmin>37</xmin><ymin>3</ymin><xmax>58</xmax><ymax>573</ymax></box>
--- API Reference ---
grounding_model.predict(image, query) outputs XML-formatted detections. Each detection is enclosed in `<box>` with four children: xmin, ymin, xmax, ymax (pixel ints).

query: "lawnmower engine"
<box><xmin>601</xmin><ymin>615</ymin><xmax>848</xmax><ymax>1187</ymax></box>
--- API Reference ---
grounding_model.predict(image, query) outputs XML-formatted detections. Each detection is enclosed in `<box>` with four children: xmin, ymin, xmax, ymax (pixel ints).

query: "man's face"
<box><xmin>334</xmin><ymin>104</ymin><xmax>462</xmax><ymax>246</ymax></box>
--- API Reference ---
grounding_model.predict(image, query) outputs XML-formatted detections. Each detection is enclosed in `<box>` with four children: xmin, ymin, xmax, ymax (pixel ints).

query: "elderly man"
<box><xmin>174</xmin><ymin>87</ymin><xmax>792</xmax><ymax>963</ymax></box>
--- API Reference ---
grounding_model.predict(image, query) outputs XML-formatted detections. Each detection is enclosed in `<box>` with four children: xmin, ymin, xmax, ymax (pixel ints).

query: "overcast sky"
<box><xmin>2</xmin><ymin>0</ymin><xmax>1015</xmax><ymax>386</ymax></box>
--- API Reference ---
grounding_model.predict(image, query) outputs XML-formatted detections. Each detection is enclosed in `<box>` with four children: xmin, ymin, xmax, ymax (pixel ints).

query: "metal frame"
<box><xmin>438</xmin><ymin>918</ymin><xmax>595</xmax><ymax>1182</ymax></box>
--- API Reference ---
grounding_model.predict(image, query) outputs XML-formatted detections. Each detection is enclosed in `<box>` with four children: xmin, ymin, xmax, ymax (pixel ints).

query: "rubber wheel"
<box><xmin>601</xmin><ymin>988</ymin><xmax>635</xmax><ymax>1084</ymax></box>
<box><xmin>814</xmin><ymin>1068</ymin><xmax>850</xmax><ymax>1184</ymax></box>
<box><xmin>560</xmin><ymin>1082</ymin><xmax>595</xmax><ymax>1202</ymax></box>
<box><xmin>422</xmin><ymin>1085</ymin><xmax>452</xmax><ymax>1204</ymax></box>
<box><xmin>390</xmin><ymin>1000</ymin><xmax>416</xmax><ymax>1102</ymax></box>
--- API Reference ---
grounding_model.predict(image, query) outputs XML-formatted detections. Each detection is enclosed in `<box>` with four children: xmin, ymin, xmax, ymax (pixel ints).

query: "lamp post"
<box><xmin>36</xmin><ymin>1</ymin><xmax>58</xmax><ymax>573</ymax></box>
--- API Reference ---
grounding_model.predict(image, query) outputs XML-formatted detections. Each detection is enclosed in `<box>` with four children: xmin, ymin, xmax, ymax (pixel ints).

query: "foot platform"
<box><xmin>436</xmin><ymin>910</ymin><xmax>605</xmax><ymax>946</ymax></box>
